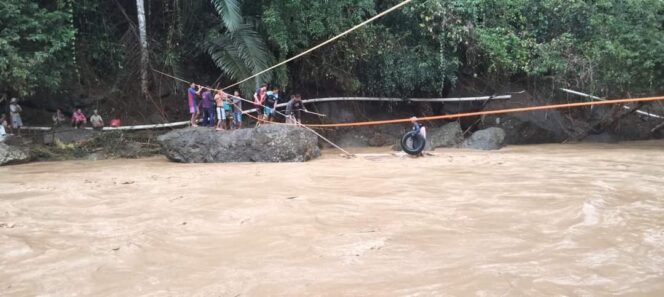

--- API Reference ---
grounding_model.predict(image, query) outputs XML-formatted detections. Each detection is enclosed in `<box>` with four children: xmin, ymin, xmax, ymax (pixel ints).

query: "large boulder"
<box><xmin>0</xmin><ymin>134</ymin><xmax>18</xmax><ymax>145</ymax></box>
<box><xmin>481</xmin><ymin>115</ymin><xmax>561</xmax><ymax>144</ymax></box>
<box><xmin>462</xmin><ymin>127</ymin><xmax>506</xmax><ymax>150</ymax></box>
<box><xmin>0</xmin><ymin>143</ymin><xmax>30</xmax><ymax>166</ymax></box>
<box><xmin>158</xmin><ymin>125</ymin><xmax>321</xmax><ymax>163</ymax></box>
<box><xmin>428</xmin><ymin>121</ymin><xmax>464</xmax><ymax>149</ymax></box>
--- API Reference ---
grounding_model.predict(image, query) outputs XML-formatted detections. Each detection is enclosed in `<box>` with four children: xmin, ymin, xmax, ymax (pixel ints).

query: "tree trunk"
<box><xmin>136</xmin><ymin>0</ymin><xmax>149</xmax><ymax>98</ymax></box>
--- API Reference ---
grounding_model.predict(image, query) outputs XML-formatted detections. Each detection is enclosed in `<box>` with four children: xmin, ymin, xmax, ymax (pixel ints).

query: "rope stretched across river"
<box><xmin>212</xmin><ymin>94</ymin><xmax>664</xmax><ymax>128</ymax></box>
<box><xmin>300</xmin><ymin>96</ymin><xmax>664</xmax><ymax>128</ymax></box>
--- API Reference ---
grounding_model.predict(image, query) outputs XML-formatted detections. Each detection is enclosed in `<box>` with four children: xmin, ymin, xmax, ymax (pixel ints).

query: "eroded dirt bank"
<box><xmin>1</xmin><ymin>141</ymin><xmax>664</xmax><ymax>296</ymax></box>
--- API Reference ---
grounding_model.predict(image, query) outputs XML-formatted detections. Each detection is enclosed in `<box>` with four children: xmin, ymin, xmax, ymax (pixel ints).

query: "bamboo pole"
<box><xmin>19</xmin><ymin>95</ymin><xmax>511</xmax><ymax>132</ymax></box>
<box><xmin>299</xmin><ymin>95</ymin><xmax>511</xmax><ymax>104</ymax></box>
<box><xmin>561</xmin><ymin>88</ymin><xmax>664</xmax><ymax>120</ymax></box>
<box><xmin>650</xmin><ymin>121</ymin><xmax>664</xmax><ymax>133</ymax></box>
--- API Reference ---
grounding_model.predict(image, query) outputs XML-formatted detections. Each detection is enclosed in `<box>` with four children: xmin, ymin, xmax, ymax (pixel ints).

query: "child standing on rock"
<box><xmin>223</xmin><ymin>92</ymin><xmax>233</xmax><ymax>129</ymax></box>
<box><xmin>231</xmin><ymin>90</ymin><xmax>242</xmax><ymax>129</ymax></box>
<box><xmin>264</xmin><ymin>86</ymin><xmax>280</xmax><ymax>123</ymax></box>
<box><xmin>215</xmin><ymin>90</ymin><xmax>227</xmax><ymax>130</ymax></box>
<box><xmin>253</xmin><ymin>84</ymin><xmax>267</xmax><ymax>127</ymax></box>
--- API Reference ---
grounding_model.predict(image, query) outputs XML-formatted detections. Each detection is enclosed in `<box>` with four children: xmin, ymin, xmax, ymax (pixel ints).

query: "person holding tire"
<box><xmin>411</xmin><ymin>117</ymin><xmax>426</xmax><ymax>140</ymax></box>
<box><xmin>401</xmin><ymin>116</ymin><xmax>427</xmax><ymax>156</ymax></box>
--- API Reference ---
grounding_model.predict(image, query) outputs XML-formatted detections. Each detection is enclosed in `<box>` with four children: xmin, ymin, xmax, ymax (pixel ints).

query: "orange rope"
<box><xmin>301</xmin><ymin>96</ymin><xmax>664</xmax><ymax>128</ymax></box>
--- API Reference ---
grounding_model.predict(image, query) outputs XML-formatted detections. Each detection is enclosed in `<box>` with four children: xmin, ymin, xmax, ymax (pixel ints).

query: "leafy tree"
<box><xmin>417</xmin><ymin>0</ymin><xmax>664</xmax><ymax>96</ymax></box>
<box><xmin>205</xmin><ymin>0</ymin><xmax>275</xmax><ymax>96</ymax></box>
<box><xmin>259</xmin><ymin>0</ymin><xmax>377</xmax><ymax>94</ymax></box>
<box><xmin>3</xmin><ymin>0</ymin><xmax>662</xmax><ymax>105</ymax></box>
<box><xmin>0</xmin><ymin>0</ymin><xmax>76</xmax><ymax>96</ymax></box>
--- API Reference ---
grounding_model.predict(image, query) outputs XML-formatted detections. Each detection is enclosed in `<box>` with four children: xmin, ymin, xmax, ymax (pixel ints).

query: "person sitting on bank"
<box><xmin>0</xmin><ymin>114</ymin><xmax>8</xmax><ymax>137</ymax></box>
<box><xmin>110</xmin><ymin>118</ymin><xmax>121</xmax><ymax>128</ymax></box>
<box><xmin>286</xmin><ymin>94</ymin><xmax>307</xmax><ymax>124</ymax></box>
<box><xmin>52</xmin><ymin>108</ymin><xmax>66</xmax><ymax>126</ymax></box>
<box><xmin>72</xmin><ymin>108</ymin><xmax>87</xmax><ymax>129</ymax></box>
<box><xmin>90</xmin><ymin>110</ymin><xmax>104</xmax><ymax>130</ymax></box>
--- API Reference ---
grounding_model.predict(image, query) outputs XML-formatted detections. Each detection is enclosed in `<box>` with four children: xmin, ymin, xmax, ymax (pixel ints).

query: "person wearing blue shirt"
<box><xmin>264</xmin><ymin>86</ymin><xmax>280</xmax><ymax>122</ymax></box>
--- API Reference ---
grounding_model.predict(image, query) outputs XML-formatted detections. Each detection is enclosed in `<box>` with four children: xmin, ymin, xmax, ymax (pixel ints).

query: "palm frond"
<box><xmin>205</xmin><ymin>23</ymin><xmax>275</xmax><ymax>95</ymax></box>
<box><xmin>210</xmin><ymin>0</ymin><xmax>242</xmax><ymax>32</ymax></box>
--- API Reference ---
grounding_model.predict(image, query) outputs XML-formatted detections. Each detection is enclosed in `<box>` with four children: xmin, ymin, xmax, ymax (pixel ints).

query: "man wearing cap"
<box><xmin>9</xmin><ymin>98</ymin><xmax>22</xmax><ymax>136</ymax></box>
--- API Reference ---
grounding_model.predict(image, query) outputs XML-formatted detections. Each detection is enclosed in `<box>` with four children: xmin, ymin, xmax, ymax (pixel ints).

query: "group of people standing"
<box><xmin>187</xmin><ymin>83</ymin><xmax>242</xmax><ymax>130</ymax></box>
<box><xmin>252</xmin><ymin>84</ymin><xmax>308</xmax><ymax>126</ymax></box>
<box><xmin>186</xmin><ymin>82</ymin><xmax>310</xmax><ymax>129</ymax></box>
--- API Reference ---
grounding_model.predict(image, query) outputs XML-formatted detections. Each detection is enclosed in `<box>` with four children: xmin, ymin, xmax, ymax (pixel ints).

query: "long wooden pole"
<box><xmin>561</xmin><ymin>88</ymin><xmax>664</xmax><ymax>119</ymax></box>
<box><xmin>20</xmin><ymin>95</ymin><xmax>511</xmax><ymax>132</ymax></box>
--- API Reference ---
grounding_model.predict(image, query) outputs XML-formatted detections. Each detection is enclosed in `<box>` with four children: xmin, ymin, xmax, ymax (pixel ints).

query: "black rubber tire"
<box><xmin>401</xmin><ymin>131</ymin><xmax>426</xmax><ymax>155</ymax></box>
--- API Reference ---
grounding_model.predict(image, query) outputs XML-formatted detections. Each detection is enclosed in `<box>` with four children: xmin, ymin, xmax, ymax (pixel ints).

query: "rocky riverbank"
<box><xmin>3</xmin><ymin>94</ymin><xmax>663</xmax><ymax>166</ymax></box>
<box><xmin>0</xmin><ymin>128</ymin><xmax>162</xmax><ymax>165</ymax></box>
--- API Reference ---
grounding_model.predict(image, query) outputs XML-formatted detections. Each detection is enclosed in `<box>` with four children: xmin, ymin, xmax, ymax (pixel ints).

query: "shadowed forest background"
<box><xmin>1</xmin><ymin>0</ymin><xmax>663</xmax><ymax>124</ymax></box>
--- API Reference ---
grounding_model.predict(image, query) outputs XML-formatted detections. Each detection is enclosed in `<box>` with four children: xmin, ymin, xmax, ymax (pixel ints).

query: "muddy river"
<box><xmin>1</xmin><ymin>141</ymin><xmax>663</xmax><ymax>296</ymax></box>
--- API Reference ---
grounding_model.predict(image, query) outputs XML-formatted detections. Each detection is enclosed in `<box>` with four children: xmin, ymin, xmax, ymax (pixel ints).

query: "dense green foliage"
<box><xmin>0</xmin><ymin>0</ymin><xmax>76</xmax><ymax>96</ymax></box>
<box><xmin>416</xmin><ymin>0</ymin><xmax>664</xmax><ymax>95</ymax></box>
<box><xmin>205</xmin><ymin>0</ymin><xmax>275</xmax><ymax>96</ymax></box>
<box><xmin>1</xmin><ymin>0</ymin><xmax>662</xmax><ymax>100</ymax></box>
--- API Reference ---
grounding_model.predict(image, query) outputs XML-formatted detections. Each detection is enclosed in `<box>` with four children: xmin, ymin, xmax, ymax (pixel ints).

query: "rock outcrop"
<box><xmin>427</xmin><ymin>121</ymin><xmax>464</xmax><ymax>149</ymax></box>
<box><xmin>367</xmin><ymin>133</ymin><xmax>392</xmax><ymax>147</ymax></box>
<box><xmin>582</xmin><ymin>132</ymin><xmax>620</xmax><ymax>143</ymax></box>
<box><xmin>0</xmin><ymin>143</ymin><xmax>30</xmax><ymax>166</ymax></box>
<box><xmin>481</xmin><ymin>115</ymin><xmax>561</xmax><ymax>144</ymax></box>
<box><xmin>158</xmin><ymin>125</ymin><xmax>321</xmax><ymax>163</ymax></box>
<box><xmin>462</xmin><ymin>127</ymin><xmax>506</xmax><ymax>150</ymax></box>
<box><xmin>43</xmin><ymin>128</ymin><xmax>98</xmax><ymax>145</ymax></box>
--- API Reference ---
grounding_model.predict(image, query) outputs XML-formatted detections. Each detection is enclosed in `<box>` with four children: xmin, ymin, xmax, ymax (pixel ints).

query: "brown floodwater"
<box><xmin>1</xmin><ymin>141</ymin><xmax>664</xmax><ymax>296</ymax></box>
